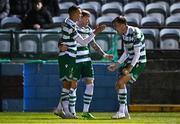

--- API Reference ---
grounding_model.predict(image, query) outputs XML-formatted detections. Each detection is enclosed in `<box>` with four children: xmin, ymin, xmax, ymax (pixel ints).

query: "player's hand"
<box><xmin>122</xmin><ymin>68</ymin><xmax>129</xmax><ymax>75</ymax></box>
<box><xmin>59</xmin><ymin>44</ymin><xmax>68</xmax><ymax>52</ymax></box>
<box><xmin>122</xmin><ymin>65</ymin><xmax>133</xmax><ymax>75</ymax></box>
<box><xmin>93</xmin><ymin>25</ymin><xmax>106</xmax><ymax>34</ymax></box>
<box><xmin>107</xmin><ymin>63</ymin><xmax>117</xmax><ymax>72</ymax></box>
<box><xmin>33</xmin><ymin>24</ymin><xmax>41</xmax><ymax>29</ymax></box>
<box><xmin>104</xmin><ymin>54</ymin><xmax>113</xmax><ymax>60</ymax></box>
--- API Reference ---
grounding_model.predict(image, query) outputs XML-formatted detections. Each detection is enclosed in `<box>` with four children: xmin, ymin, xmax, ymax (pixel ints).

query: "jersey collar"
<box><xmin>125</xmin><ymin>26</ymin><xmax>130</xmax><ymax>35</ymax></box>
<box><xmin>65</xmin><ymin>18</ymin><xmax>77</xmax><ymax>27</ymax></box>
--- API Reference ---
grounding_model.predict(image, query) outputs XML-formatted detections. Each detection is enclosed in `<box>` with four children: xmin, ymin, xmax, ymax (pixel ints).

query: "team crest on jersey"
<box><xmin>123</xmin><ymin>36</ymin><xmax>134</xmax><ymax>42</ymax></box>
<box><xmin>69</xmin><ymin>73</ymin><xmax>72</xmax><ymax>78</ymax></box>
<box><xmin>124</xmin><ymin>43</ymin><xmax>133</xmax><ymax>48</ymax></box>
<box><xmin>65</xmin><ymin>64</ymin><xmax>68</xmax><ymax>68</ymax></box>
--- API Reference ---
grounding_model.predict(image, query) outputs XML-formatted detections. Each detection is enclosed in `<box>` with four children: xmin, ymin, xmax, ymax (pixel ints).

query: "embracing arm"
<box><xmin>74</xmin><ymin>33</ymin><xmax>95</xmax><ymax>46</ymax></box>
<box><xmin>89</xmin><ymin>39</ymin><xmax>106</xmax><ymax>56</ymax></box>
<box><xmin>74</xmin><ymin>25</ymin><xmax>106</xmax><ymax>46</ymax></box>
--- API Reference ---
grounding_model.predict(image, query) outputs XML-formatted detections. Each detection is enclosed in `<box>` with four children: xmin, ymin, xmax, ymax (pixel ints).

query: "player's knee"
<box><xmin>71</xmin><ymin>80</ymin><xmax>78</xmax><ymax>89</ymax></box>
<box><xmin>63</xmin><ymin>81</ymin><xmax>71</xmax><ymax>89</ymax></box>
<box><xmin>116</xmin><ymin>79</ymin><xmax>126</xmax><ymax>89</ymax></box>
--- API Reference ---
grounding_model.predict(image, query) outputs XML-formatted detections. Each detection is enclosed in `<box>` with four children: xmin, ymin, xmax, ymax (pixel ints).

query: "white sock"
<box><xmin>124</xmin><ymin>87</ymin><xmax>129</xmax><ymax>114</ymax></box>
<box><xmin>61</xmin><ymin>88</ymin><xmax>70</xmax><ymax>114</ymax></box>
<box><xmin>125</xmin><ymin>104</ymin><xmax>129</xmax><ymax>115</ymax></box>
<box><xmin>83</xmin><ymin>83</ymin><xmax>94</xmax><ymax>112</ymax></box>
<box><xmin>57</xmin><ymin>99</ymin><xmax>62</xmax><ymax>110</ymax></box>
<box><xmin>69</xmin><ymin>88</ymin><xmax>77</xmax><ymax>114</ymax></box>
<box><xmin>118</xmin><ymin>88</ymin><xmax>127</xmax><ymax>113</ymax></box>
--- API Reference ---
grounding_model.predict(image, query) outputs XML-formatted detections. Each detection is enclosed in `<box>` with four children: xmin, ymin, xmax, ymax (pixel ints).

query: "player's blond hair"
<box><xmin>81</xmin><ymin>10</ymin><xmax>91</xmax><ymax>17</ymax></box>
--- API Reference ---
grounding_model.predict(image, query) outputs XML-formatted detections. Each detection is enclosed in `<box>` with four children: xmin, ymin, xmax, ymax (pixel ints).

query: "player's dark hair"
<box><xmin>112</xmin><ymin>16</ymin><xmax>127</xmax><ymax>25</ymax></box>
<box><xmin>32</xmin><ymin>0</ymin><xmax>42</xmax><ymax>4</ymax></box>
<box><xmin>68</xmin><ymin>5</ymin><xmax>80</xmax><ymax>15</ymax></box>
<box><xmin>81</xmin><ymin>10</ymin><xmax>90</xmax><ymax>17</ymax></box>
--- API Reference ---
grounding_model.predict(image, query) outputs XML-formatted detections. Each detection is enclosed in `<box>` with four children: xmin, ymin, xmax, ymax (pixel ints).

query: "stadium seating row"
<box><xmin>1</xmin><ymin>1</ymin><xmax>180</xmax><ymax>29</ymax></box>
<box><xmin>0</xmin><ymin>0</ymin><xmax>179</xmax><ymax>57</ymax></box>
<box><xmin>58</xmin><ymin>1</ymin><xmax>180</xmax><ymax>27</ymax></box>
<box><xmin>59</xmin><ymin>1</ymin><xmax>180</xmax><ymax>15</ymax></box>
<box><xmin>0</xmin><ymin>28</ymin><xmax>179</xmax><ymax>56</ymax></box>
<box><xmin>59</xmin><ymin>0</ymin><xmax>180</xmax><ymax>6</ymax></box>
<box><xmin>1</xmin><ymin>13</ymin><xmax>180</xmax><ymax>30</ymax></box>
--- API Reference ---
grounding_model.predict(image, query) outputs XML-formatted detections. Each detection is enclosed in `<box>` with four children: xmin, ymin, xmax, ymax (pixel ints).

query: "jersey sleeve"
<box><xmin>133</xmin><ymin>28</ymin><xmax>144</xmax><ymax>48</ymax></box>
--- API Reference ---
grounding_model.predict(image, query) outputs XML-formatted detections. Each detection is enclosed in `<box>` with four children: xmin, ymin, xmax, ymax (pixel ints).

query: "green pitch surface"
<box><xmin>0</xmin><ymin>112</ymin><xmax>180</xmax><ymax>124</ymax></box>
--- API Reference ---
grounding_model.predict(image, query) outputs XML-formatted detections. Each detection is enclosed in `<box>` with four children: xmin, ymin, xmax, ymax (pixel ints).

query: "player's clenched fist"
<box><xmin>107</xmin><ymin>63</ymin><xmax>118</xmax><ymax>72</ymax></box>
<box><xmin>122</xmin><ymin>68</ymin><xmax>129</xmax><ymax>75</ymax></box>
<box><xmin>104</xmin><ymin>54</ymin><xmax>113</xmax><ymax>60</ymax></box>
<box><xmin>59</xmin><ymin>44</ymin><xmax>68</xmax><ymax>52</ymax></box>
<box><xmin>93</xmin><ymin>25</ymin><xmax>106</xmax><ymax>34</ymax></box>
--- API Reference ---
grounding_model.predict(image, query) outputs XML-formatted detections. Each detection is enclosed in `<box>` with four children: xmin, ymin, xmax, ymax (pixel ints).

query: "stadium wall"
<box><xmin>0</xmin><ymin>58</ymin><xmax>180</xmax><ymax>112</ymax></box>
<box><xmin>23</xmin><ymin>63</ymin><xmax>121</xmax><ymax>112</ymax></box>
<box><xmin>130</xmin><ymin>59</ymin><xmax>180</xmax><ymax>104</ymax></box>
<box><xmin>0</xmin><ymin>63</ymin><xmax>23</xmax><ymax>111</ymax></box>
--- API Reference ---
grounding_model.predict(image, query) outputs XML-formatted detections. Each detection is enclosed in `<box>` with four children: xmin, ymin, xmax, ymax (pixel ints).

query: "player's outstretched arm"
<box><xmin>89</xmin><ymin>40</ymin><xmax>113</xmax><ymax>60</ymax></box>
<box><xmin>93</xmin><ymin>25</ymin><xmax>106</xmax><ymax>35</ymax></box>
<box><xmin>107</xmin><ymin>63</ymin><xmax>119</xmax><ymax>72</ymax></box>
<box><xmin>75</xmin><ymin>25</ymin><xmax>106</xmax><ymax>46</ymax></box>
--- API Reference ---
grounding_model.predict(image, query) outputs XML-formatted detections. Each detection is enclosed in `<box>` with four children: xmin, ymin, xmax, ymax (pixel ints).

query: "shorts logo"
<box><xmin>69</xmin><ymin>74</ymin><xmax>72</xmax><ymax>78</ymax></box>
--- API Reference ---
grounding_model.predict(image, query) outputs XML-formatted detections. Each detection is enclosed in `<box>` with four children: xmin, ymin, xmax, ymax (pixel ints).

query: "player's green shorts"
<box><xmin>119</xmin><ymin>62</ymin><xmax>146</xmax><ymax>83</ymax></box>
<box><xmin>58</xmin><ymin>54</ymin><xmax>77</xmax><ymax>81</ymax></box>
<box><xmin>74</xmin><ymin>61</ymin><xmax>94</xmax><ymax>81</ymax></box>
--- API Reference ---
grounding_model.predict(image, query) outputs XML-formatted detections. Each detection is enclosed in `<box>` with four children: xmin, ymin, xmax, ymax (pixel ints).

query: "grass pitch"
<box><xmin>0</xmin><ymin>112</ymin><xmax>180</xmax><ymax>124</ymax></box>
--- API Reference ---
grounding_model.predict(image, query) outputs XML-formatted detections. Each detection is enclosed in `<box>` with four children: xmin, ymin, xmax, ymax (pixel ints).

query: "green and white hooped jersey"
<box><xmin>122</xmin><ymin>26</ymin><xmax>147</xmax><ymax>64</ymax></box>
<box><xmin>59</xmin><ymin>18</ymin><xmax>79</xmax><ymax>58</ymax></box>
<box><xmin>76</xmin><ymin>26</ymin><xmax>92</xmax><ymax>63</ymax></box>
